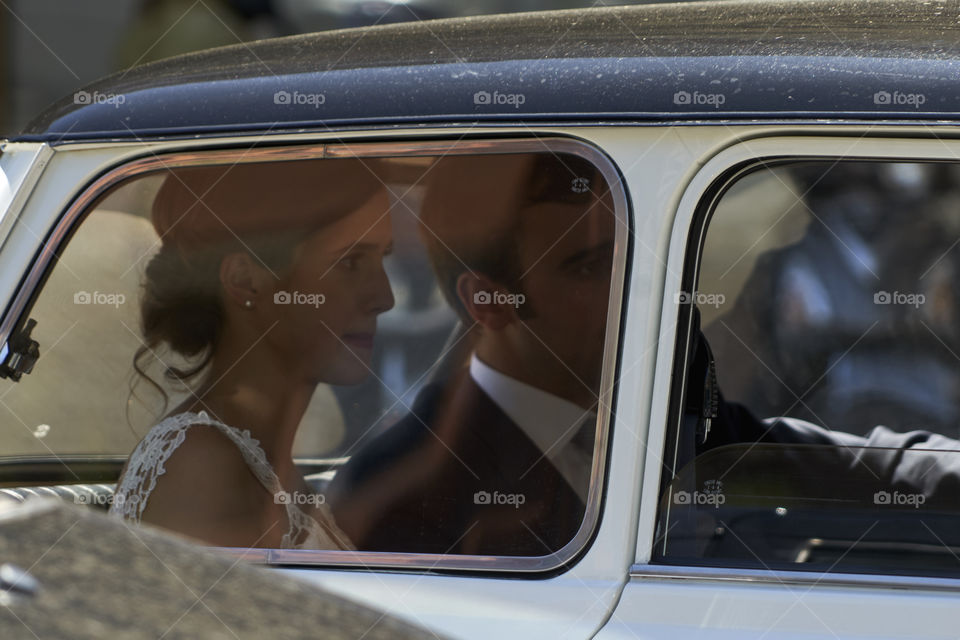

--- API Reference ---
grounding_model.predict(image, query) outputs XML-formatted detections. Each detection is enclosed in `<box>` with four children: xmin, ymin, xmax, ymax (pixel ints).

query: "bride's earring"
<box><xmin>244</xmin><ymin>300</ymin><xmax>254</xmax><ymax>309</ymax></box>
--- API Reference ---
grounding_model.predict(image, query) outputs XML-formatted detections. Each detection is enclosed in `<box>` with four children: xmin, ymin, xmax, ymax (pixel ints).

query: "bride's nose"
<box><xmin>364</xmin><ymin>264</ymin><xmax>395</xmax><ymax>315</ymax></box>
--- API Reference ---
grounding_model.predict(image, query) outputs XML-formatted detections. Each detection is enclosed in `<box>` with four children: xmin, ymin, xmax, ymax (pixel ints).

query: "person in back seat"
<box><xmin>111</xmin><ymin>158</ymin><xmax>395</xmax><ymax>550</ymax></box>
<box><xmin>330</xmin><ymin>153</ymin><xmax>616</xmax><ymax>555</ymax></box>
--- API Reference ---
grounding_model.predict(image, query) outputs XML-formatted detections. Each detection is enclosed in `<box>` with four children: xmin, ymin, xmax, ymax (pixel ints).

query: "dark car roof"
<box><xmin>15</xmin><ymin>0</ymin><xmax>960</xmax><ymax>143</ymax></box>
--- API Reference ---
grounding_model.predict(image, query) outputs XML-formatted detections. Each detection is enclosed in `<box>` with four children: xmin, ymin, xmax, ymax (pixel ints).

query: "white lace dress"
<box><xmin>110</xmin><ymin>411</ymin><xmax>353</xmax><ymax>550</ymax></box>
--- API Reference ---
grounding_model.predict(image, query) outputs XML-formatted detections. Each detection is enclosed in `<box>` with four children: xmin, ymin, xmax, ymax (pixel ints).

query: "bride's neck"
<box><xmin>196</xmin><ymin>342</ymin><xmax>315</xmax><ymax>473</ymax></box>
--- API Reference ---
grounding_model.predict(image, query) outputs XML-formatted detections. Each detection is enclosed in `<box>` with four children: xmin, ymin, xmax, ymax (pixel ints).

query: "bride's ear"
<box><xmin>220</xmin><ymin>252</ymin><xmax>271</xmax><ymax>310</ymax></box>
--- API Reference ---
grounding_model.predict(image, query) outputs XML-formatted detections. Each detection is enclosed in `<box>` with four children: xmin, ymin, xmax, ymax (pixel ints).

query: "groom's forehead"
<box><xmin>420</xmin><ymin>154</ymin><xmax>532</xmax><ymax>227</ymax></box>
<box><xmin>418</xmin><ymin>153</ymin><xmax>609</xmax><ymax>238</ymax></box>
<box><xmin>517</xmin><ymin>200</ymin><xmax>615</xmax><ymax>262</ymax></box>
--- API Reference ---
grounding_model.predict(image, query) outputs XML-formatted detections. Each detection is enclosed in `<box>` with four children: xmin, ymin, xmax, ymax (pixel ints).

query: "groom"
<box><xmin>330</xmin><ymin>153</ymin><xmax>617</xmax><ymax>555</ymax></box>
<box><xmin>329</xmin><ymin>152</ymin><xmax>960</xmax><ymax>558</ymax></box>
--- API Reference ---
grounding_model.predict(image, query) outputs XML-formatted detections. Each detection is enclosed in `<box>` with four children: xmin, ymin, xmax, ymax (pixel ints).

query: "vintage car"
<box><xmin>3</xmin><ymin>0</ymin><xmax>960</xmax><ymax>637</ymax></box>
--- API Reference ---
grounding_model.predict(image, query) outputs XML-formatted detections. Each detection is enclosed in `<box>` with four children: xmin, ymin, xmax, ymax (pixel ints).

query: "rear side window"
<box><xmin>0</xmin><ymin>140</ymin><xmax>627</xmax><ymax>568</ymax></box>
<box><xmin>656</xmin><ymin>160</ymin><xmax>960</xmax><ymax>577</ymax></box>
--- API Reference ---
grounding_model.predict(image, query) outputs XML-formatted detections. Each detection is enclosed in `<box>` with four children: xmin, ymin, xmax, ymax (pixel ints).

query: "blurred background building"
<box><xmin>1</xmin><ymin>0</ymin><xmax>697</xmax><ymax>137</ymax></box>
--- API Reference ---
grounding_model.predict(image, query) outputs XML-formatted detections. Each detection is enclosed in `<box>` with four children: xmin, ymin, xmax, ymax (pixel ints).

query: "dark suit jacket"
<box><xmin>330</xmin><ymin>371</ymin><xmax>585</xmax><ymax>556</ymax></box>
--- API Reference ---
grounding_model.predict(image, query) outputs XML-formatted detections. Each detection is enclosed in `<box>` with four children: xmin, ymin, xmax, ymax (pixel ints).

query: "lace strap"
<box><xmin>112</xmin><ymin>412</ymin><xmax>282</xmax><ymax>519</ymax></box>
<box><xmin>112</xmin><ymin>411</ymin><xmax>345</xmax><ymax>549</ymax></box>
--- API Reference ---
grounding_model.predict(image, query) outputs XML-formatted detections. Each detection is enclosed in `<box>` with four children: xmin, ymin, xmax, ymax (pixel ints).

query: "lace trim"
<box><xmin>110</xmin><ymin>411</ymin><xmax>352</xmax><ymax>550</ymax></box>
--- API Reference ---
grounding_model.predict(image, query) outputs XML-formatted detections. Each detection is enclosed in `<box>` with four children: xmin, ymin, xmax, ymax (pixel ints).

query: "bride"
<box><xmin>111</xmin><ymin>158</ymin><xmax>394</xmax><ymax>550</ymax></box>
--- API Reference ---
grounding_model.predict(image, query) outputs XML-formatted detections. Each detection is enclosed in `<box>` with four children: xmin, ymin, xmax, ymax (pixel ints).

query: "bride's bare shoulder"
<box><xmin>138</xmin><ymin>424</ymin><xmax>264</xmax><ymax>540</ymax></box>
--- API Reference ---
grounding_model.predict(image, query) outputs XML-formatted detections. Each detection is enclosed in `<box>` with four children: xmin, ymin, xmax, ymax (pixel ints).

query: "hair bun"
<box><xmin>140</xmin><ymin>243</ymin><xmax>222</xmax><ymax>361</ymax></box>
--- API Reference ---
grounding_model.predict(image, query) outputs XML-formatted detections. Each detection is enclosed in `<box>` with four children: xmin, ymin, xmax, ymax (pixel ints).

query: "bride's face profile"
<box><xmin>239</xmin><ymin>189</ymin><xmax>396</xmax><ymax>385</ymax></box>
<box><xmin>141</xmin><ymin>158</ymin><xmax>395</xmax><ymax>396</ymax></box>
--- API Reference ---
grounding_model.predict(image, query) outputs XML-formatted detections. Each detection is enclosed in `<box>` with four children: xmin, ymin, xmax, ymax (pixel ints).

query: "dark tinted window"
<box><xmin>656</xmin><ymin>161</ymin><xmax>960</xmax><ymax>577</ymax></box>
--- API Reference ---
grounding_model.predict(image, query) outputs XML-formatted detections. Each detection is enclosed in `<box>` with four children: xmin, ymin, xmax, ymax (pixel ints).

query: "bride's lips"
<box><xmin>342</xmin><ymin>332</ymin><xmax>375</xmax><ymax>350</ymax></box>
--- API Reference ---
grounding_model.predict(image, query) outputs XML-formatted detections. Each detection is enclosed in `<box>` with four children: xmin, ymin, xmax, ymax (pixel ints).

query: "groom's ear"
<box><xmin>456</xmin><ymin>273</ymin><xmax>516</xmax><ymax>330</ymax></box>
<box><xmin>220</xmin><ymin>252</ymin><xmax>270</xmax><ymax>309</ymax></box>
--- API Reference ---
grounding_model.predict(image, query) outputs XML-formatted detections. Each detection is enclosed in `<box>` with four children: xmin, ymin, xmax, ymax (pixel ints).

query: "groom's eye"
<box><xmin>338</xmin><ymin>254</ymin><xmax>361</xmax><ymax>271</ymax></box>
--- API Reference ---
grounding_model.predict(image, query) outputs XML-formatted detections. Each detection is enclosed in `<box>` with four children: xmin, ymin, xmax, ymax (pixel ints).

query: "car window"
<box><xmin>656</xmin><ymin>160</ymin><xmax>960</xmax><ymax>577</ymax></box>
<box><xmin>0</xmin><ymin>140</ymin><xmax>625</xmax><ymax>566</ymax></box>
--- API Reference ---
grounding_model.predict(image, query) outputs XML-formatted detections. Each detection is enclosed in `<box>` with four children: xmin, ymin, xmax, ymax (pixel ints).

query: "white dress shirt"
<box><xmin>469</xmin><ymin>354</ymin><xmax>596</xmax><ymax>501</ymax></box>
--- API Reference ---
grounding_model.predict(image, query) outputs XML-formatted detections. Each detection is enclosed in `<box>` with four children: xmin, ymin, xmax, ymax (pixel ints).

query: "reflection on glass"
<box><xmin>2</xmin><ymin>149</ymin><xmax>619</xmax><ymax>557</ymax></box>
<box><xmin>661</xmin><ymin>161</ymin><xmax>960</xmax><ymax>578</ymax></box>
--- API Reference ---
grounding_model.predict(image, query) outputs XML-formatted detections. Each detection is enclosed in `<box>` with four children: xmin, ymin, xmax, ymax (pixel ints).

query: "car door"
<box><xmin>0</xmin><ymin>126</ymin><xmax>662</xmax><ymax>639</ymax></box>
<box><xmin>606</xmin><ymin>127</ymin><xmax>960</xmax><ymax>639</ymax></box>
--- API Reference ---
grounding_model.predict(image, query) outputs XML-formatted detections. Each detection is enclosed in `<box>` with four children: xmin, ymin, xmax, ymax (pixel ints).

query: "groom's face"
<box><xmin>510</xmin><ymin>191</ymin><xmax>616</xmax><ymax>399</ymax></box>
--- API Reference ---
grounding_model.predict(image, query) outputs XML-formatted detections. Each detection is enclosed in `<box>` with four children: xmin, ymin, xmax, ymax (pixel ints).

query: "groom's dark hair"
<box><xmin>418</xmin><ymin>152</ymin><xmax>606</xmax><ymax>323</ymax></box>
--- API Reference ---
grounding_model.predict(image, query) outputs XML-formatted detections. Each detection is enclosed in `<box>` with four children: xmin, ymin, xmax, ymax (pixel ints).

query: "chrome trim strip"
<box><xmin>215</xmin><ymin>546</ymin><xmax>273</xmax><ymax>564</ymax></box>
<box><xmin>36</xmin><ymin>119</ymin><xmax>960</xmax><ymax>149</ymax></box>
<box><xmin>0</xmin><ymin>454</ymin><xmax>337</xmax><ymax>466</ymax></box>
<box><xmin>630</xmin><ymin>564</ymin><xmax>960</xmax><ymax>593</ymax></box>
<box><xmin>0</xmin><ymin>134</ymin><xmax>630</xmax><ymax>573</ymax></box>
<box><xmin>0</xmin><ymin>454</ymin><xmax>127</xmax><ymax>464</ymax></box>
<box><xmin>323</xmin><ymin>139</ymin><xmax>575</xmax><ymax>158</ymax></box>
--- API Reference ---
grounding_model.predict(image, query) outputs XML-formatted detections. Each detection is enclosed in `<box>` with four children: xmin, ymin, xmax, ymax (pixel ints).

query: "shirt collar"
<box><xmin>469</xmin><ymin>354</ymin><xmax>592</xmax><ymax>460</ymax></box>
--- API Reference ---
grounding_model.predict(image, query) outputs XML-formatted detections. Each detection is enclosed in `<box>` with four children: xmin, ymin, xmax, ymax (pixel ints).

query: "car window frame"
<box><xmin>637</xmin><ymin>132</ymin><xmax>960</xmax><ymax>589</ymax></box>
<box><xmin>0</xmin><ymin>134</ymin><xmax>631</xmax><ymax>574</ymax></box>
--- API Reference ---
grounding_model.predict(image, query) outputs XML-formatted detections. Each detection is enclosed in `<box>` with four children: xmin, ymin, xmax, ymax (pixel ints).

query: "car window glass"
<box><xmin>657</xmin><ymin>160</ymin><xmax>960</xmax><ymax>577</ymax></box>
<box><xmin>0</xmin><ymin>147</ymin><xmax>621</xmax><ymax>561</ymax></box>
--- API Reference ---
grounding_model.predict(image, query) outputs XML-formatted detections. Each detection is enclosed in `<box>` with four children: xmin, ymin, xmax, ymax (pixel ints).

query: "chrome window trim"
<box><xmin>0</xmin><ymin>135</ymin><xmax>630</xmax><ymax>574</ymax></box>
<box><xmin>39</xmin><ymin>119</ymin><xmax>960</xmax><ymax>148</ymax></box>
<box><xmin>630</xmin><ymin>563</ymin><xmax>960</xmax><ymax>593</ymax></box>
